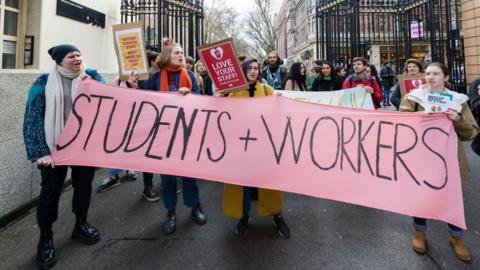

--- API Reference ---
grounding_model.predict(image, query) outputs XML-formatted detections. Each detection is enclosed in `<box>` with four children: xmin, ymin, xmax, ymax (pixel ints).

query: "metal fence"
<box><xmin>316</xmin><ymin>0</ymin><xmax>465</xmax><ymax>92</ymax></box>
<box><xmin>121</xmin><ymin>0</ymin><xmax>204</xmax><ymax>59</ymax></box>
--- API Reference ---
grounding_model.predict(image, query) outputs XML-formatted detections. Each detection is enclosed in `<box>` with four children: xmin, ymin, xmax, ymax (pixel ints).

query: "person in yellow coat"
<box><xmin>223</xmin><ymin>58</ymin><xmax>290</xmax><ymax>238</ymax></box>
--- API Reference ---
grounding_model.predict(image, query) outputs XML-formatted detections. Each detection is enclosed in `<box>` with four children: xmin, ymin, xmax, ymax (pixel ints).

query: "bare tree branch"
<box><xmin>203</xmin><ymin>0</ymin><xmax>251</xmax><ymax>56</ymax></box>
<box><xmin>244</xmin><ymin>0</ymin><xmax>277</xmax><ymax>59</ymax></box>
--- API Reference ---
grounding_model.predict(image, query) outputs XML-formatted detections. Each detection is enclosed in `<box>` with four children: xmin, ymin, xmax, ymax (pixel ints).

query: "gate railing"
<box><xmin>316</xmin><ymin>0</ymin><xmax>466</xmax><ymax>92</ymax></box>
<box><xmin>121</xmin><ymin>0</ymin><xmax>204</xmax><ymax>59</ymax></box>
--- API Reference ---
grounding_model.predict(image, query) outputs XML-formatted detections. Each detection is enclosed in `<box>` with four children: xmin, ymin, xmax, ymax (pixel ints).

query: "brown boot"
<box><xmin>412</xmin><ymin>229</ymin><xmax>427</xmax><ymax>254</ymax></box>
<box><xmin>448</xmin><ymin>233</ymin><xmax>471</xmax><ymax>262</ymax></box>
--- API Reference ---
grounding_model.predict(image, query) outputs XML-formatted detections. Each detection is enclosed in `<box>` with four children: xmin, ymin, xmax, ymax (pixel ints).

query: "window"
<box><xmin>0</xmin><ymin>0</ymin><xmax>21</xmax><ymax>69</ymax></box>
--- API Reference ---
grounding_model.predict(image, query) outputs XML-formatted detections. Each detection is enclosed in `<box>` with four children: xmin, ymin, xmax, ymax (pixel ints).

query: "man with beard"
<box><xmin>262</xmin><ymin>51</ymin><xmax>287</xmax><ymax>90</ymax></box>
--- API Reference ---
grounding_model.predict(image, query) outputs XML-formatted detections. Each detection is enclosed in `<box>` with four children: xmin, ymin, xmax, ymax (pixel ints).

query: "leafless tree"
<box><xmin>203</xmin><ymin>0</ymin><xmax>252</xmax><ymax>56</ymax></box>
<box><xmin>245</xmin><ymin>0</ymin><xmax>277</xmax><ymax>59</ymax></box>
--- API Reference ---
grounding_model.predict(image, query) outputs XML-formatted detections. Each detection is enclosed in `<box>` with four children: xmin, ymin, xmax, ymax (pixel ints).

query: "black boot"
<box><xmin>273</xmin><ymin>214</ymin><xmax>290</xmax><ymax>239</ymax></box>
<box><xmin>71</xmin><ymin>215</ymin><xmax>100</xmax><ymax>245</ymax></box>
<box><xmin>234</xmin><ymin>214</ymin><xmax>250</xmax><ymax>238</ymax></box>
<box><xmin>191</xmin><ymin>203</ymin><xmax>207</xmax><ymax>225</ymax></box>
<box><xmin>36</xmin><ymin>229</ymin><xmax>56</xmax><ymax>269</ymax></box>
<box><xmin>162</xmin><ymin>210</ymin><xmax>176</xmax><ymax>235</ymax></box>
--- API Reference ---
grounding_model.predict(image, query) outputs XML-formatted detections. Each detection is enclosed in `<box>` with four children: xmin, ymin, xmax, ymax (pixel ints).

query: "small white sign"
<box><xmin>425</xmin><ymin>92</ymin><xmax>454</xmax><ymax>112</ymax></box>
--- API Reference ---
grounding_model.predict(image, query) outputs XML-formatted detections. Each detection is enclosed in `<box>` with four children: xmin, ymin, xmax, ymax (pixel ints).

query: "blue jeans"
<box><xmin>106</xmin><ymin>168</ymin><xmax>124</xmax><ymax>175</ymax></box>
<box><xmin>413</xmin><ymin>217</ymin><xmax>463</xmax><ymax>237</ymax></box>
<box><xmin>382</xmin><ymin>85</ymin><xmax>391</xmax><ymax>104</ymax></box>
<box><xmin>161</xmin><ymin>174</ymin><xmax>199</xmax><ymax>211</ymax></box>
<box><xmin>242</xmin><ymin>187</ymin><xmax>254</xmax><ymax>215</ymax></box>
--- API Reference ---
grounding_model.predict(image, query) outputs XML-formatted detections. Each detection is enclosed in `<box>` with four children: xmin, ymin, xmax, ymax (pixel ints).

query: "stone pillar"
<box><xmin>462</xmin><ymin>0</ymin><xmax>480</xmax><ymax>84</ymax></box>
<box><xmin>370</xmin><ymin>45</ymin><xmax>381</xmax><ymax>68</ymax></box>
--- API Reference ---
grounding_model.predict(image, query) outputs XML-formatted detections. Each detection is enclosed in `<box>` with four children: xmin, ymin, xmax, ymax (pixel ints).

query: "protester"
<box><xmin>127</xmin><ymin>40</ymin><xmax>207</xmax><ymax>235</ymax></box>
<box><xmin>147</xmin><ymin>51</ymin><xmax>160</xmax><ymax>74</ymax></box>
<box><xmin>468</xmin><ymin>76</ymin><xmax>480</xmax><ymax>155</ymax></box>
<box><xmin>365</xmin><ymin>63</ymin><xmax>383</xmax><ymax>96</ymax></box>
<box><xmin>390</xmin><ymin>58</ymin><xmax>424</xmax><ymax>110</ymax></box>
<box><xmin>283</xmin><ymin>62</ymin><xmax>307</xmax><ymax>91</ymax></box>
<box><xmin>23</xmin><ymin>44</ymin><xmax>102</xmax><ymax>269</ymax></box>
<box><xmin>334</xmin><ymin>66</ymin><xmax>347</xmax><ymax>82</ymax></box>
<box><xmin>311</xmin><ymin>61</ymin><xmax>343</xmax><ymax>91</ymax></box>
<box><xmin>238</xmin><ymin>54</ymin><xmax>247</xmax><ymax>63</ymax></box>
<box><xmin>196</xmin><ymin>59</ymin><xmax>214</xmax><ymax>95</ymax></box>
<box><xmin>342</xmin><ymin>57</ymin><xmax>383</xmax><ymax>109</ymax></box>
<box><xmin>400</xmin><ymin>62</ymin><xmax>479</xmax><ymax>262</ymax></box>
<box><xmin>306</xmin><ymin>59</ymin><xmax>324</xmax><ymax>89</ymax></box>
<box><xmin>224</xmin><ymin>58</ymin><xmax>290</xmax><ymax>239</ymax></box>
<box><xmin>262</xmin><ymin>51</ymin><xmax>287</xmax><ymax>90</ymax></box>
<box><xmin>185</xmin><ymin>56</ymin><xmax>195</xmax><ymax>71</ymax></box>
<box><xmin>379</xmin><ymin>61</ymin><xmax>396</xmax><ymax>106</ymax></box>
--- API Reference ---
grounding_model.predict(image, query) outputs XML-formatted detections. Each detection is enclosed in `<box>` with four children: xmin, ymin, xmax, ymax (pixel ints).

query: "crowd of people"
<box><xmin>23</xmin><ymin>41</ymin><xmax>480</xmax><ymax>269</ymax></box>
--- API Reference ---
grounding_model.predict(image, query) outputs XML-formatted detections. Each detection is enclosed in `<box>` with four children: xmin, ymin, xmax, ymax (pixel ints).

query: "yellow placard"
<box><xmin>112</xmin><ymin>21</ymin><xmax>149</xmax><ymax>81</ymax></box>
<box><xmin>118</xmin><ymin>33</ymin><xmax>145</xmax><ymax>71</ymax></box>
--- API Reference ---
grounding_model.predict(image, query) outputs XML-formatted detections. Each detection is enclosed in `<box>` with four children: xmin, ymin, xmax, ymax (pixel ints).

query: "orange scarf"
<box><xmin>159</xmin><ymin>65</ymin><xmax>192</xmax><ymax>92</ymax></box>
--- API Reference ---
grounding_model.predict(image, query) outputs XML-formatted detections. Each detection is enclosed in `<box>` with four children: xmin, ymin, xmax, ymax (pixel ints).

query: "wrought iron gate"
<box><xmin>121</xmin><ymin>0</ymin><xmax>204</xmax><ymax>58</ymax></box>
<box><xmin>316</xmin><ymin>0</ymin><xmax>465</xmax><ymax>92</ymax></box>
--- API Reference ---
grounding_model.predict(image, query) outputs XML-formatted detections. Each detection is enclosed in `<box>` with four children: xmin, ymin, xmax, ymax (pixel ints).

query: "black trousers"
<box><xmin>37</xmin><ymin>165</ymin><xmax>95</xmax><ymax>229</ymax></box>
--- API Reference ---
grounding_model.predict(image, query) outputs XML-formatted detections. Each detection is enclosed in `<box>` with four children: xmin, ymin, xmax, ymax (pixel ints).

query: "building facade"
<box><xmin>462</xmin><ymin>0</ymin><xmax>480</xmax><ymax>86</ymax></box>
<box><xmin>274</xmin><ymin>0</ymin><xmax>317</xmax><ymax>68</ymax></box>
<box><xmin>0</xmin><ymin>0</ymin><xmax>120</xmax><ymax>72</ymax></box>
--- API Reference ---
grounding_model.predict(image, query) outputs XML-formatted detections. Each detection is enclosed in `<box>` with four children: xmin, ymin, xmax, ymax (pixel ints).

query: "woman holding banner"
<box><xmin>127</xmin><ymin>40</ymin><xmax>207</xmax><ymax>235</ymax></box>
<box><xmin>400</xmin><ymin>62</ymin><xmax>479</xmax><ymax>262</ymax></box>
<box><xmin>23</xmin><ymin>44</ymin><xmax>103</xmax><ymax>269</ymax></box>
<box><xmin>223</xmin><ymin>58</ymin><xmax>290</xmax><ymax>239</ymax></box>
<box><xmin>390</xmin><ymin>58</ymin><xmax>424</xmax><ymax>110</ymax></box>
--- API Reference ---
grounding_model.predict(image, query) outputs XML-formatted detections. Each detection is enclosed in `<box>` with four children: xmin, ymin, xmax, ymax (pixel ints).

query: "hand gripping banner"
<box><xmin>52</xmin><ymin>80</ymin><xmax>465</xmax><ymax>228</ymax></box>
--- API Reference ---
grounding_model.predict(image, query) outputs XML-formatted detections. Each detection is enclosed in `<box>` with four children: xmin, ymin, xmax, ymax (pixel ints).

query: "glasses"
<box><xmin>248</xmin><ymin>67</ymin><xmax>259</xmax><ymax>71</ymax></box>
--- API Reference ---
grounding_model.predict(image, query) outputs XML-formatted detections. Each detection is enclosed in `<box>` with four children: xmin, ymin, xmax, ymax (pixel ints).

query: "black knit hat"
<box><xmin>48</xmin><ymin>44</ymin><xmax>80</xmax><ymax>64</ymax></box>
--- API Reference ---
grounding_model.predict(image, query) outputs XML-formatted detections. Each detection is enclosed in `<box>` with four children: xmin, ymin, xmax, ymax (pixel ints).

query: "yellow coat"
<box><xmin>400</xmin><ymin>91</ymin><xmax>479</xmax><ymax>183</ymax></box>
<box><xmin>223</xmin><ymin>82</ymin><xmax>283</xmax><ymax>219</ymax></box>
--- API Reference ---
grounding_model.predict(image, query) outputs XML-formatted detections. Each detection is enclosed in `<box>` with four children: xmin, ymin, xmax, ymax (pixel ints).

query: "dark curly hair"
<box><xmin>283</xmin><ymin>62</ymin><xmax>306</xmax><ymax>90</ymax></box>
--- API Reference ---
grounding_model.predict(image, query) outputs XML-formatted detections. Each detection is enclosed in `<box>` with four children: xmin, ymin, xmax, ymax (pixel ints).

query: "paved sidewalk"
<box><xmin>1</xmin><ymin>150</ymin><xmax>479</xmax><ymax>269</ymax></box>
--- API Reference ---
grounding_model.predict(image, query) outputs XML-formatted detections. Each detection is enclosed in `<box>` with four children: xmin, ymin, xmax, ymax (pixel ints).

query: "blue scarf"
<box><xmin>266</xmin><ymin>66</ymin><xmax>282</xmax><ymax>90</ymax></box>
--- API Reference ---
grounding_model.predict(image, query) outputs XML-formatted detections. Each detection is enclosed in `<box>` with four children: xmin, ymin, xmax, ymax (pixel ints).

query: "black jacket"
<box><xmin>310</xmin><ymin>76</ymin><xmax>343</xmax><ymax>91</ymax></box>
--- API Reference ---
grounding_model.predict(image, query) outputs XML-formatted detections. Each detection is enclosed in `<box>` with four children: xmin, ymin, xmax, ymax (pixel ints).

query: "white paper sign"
<box><xmin>425</xmin><ymin>92</ymin><xmax>454</xmax><ymax>112</ymax></box>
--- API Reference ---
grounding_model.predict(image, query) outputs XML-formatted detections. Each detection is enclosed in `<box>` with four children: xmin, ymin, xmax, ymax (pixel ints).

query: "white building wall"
<box><xmin>35</xmin><ymin>0</ymin><xmax>120</xmax><ymax>72</ymax></box>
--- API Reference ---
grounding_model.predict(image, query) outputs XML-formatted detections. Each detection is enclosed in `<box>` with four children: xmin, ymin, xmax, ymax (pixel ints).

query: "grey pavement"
<box><xmin>1</xmin><ymin>145</ymin><xmax>479</xmax><ymax>270</ymax></box>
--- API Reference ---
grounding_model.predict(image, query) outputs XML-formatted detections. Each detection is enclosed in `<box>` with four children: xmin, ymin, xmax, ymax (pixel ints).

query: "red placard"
<box><xmin>398</xmin><ymin>74</ymin><xmax>427</xmax><ymax>97</ymax></box>
<box><xmin>197</xmin><ymin>38</ymin><xmax>248</xmax><ymax>93</ymax></box>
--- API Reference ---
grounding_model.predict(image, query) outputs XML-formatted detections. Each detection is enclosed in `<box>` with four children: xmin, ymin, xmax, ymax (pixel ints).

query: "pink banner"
<box><xmin>52</xmin><ymin>80</ymin><xmax>465</xmax><ymax>228</ymax></box>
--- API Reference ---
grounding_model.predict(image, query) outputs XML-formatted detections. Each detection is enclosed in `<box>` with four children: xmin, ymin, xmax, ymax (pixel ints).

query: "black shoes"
<box><xmin>96</xmin><ymin>176</ymin><xmax>120</xmax><ymax>193</ymax></box>
<box><xmin>162</xmin><ymin>210</ymin><xmax>176</xmax><ymax>235</ymax></box>
<box><xmin>36</xmin><ymin>223</ymin><xmax>99</xmax><ymax>269</ymax></box>
<box><xmin>36</xmin><ymin>232</ymin><xmax>56</xmax><ymax>270</ymax></box>
<box><xmin>126</xmin><ymin>170</ymin><xmax>137</xmax><ymax>182</ymax></box>
<box><xmin>191</xmin><ymin>204</ymin><xmax>207</xmax><ymax>225</ymax></box>
<box><xmin>162</xmin><ymin>204</ymin><xmax>207</xmax><ymax>235</ymax></box>
<box><xmin>142</xmin><ymin>187</ymin><xmax>160</xmax><ymax>202</ymax></box>
<box><xmin>273</xmin><ymin>214</ymin><xmax>290</xmax><ymax>239</ymax></box>
<box><xmin>71</xmin><ymin>222</ymin><xmax>101</xmax><ymax>245</ymax></box>
<box><xmin>234</xmin><ymin>214</ymin><xmax>250</xmax><ymax>237</ymax></box>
